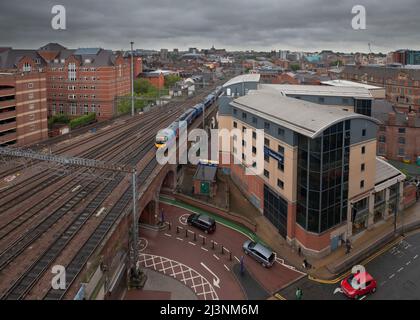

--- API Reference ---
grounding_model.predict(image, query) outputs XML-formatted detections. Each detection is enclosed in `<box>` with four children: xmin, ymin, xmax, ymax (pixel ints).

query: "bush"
<box><xmin>48</xmin><ymin>114</ymin><xmax>70</xmax><ymax>127</ymax></box>
<box><xmin>69</xmin><ymin>113</ymin><xmax>96</xmax><ymax>129</ymax></box>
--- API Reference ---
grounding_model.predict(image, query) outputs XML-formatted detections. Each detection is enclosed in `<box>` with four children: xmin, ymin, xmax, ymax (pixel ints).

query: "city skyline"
<box><xmin>1</xmin><ymin>0</ymin><xmax>420</xmax><ymax>53</ymax></box>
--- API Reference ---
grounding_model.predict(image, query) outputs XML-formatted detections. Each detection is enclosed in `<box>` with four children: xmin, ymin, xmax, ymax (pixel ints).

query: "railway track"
<box><xmin>0</xmin><ymin>84</ymin><xmax>220</xmax><ymax>300</ymax></box>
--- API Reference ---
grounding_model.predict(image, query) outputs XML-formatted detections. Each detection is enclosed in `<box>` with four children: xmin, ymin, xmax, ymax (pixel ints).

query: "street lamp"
<box><xmin>130</xmin><ymin>41</ymin><xmax>135</xmax><ymax>117</ymax></box>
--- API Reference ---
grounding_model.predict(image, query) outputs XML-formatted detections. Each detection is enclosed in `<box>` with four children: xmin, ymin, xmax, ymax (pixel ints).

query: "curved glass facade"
<box><xmin>297</xmin><ymin>120</ymin><xmax>350</xmax><ymax>233</ymax></box>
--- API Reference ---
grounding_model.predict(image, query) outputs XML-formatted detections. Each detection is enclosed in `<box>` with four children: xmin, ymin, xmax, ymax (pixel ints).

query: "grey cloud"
<box><xmin>0</xmin><ymin>0</ymin><xmax>419</xmax><ymax>52</ymax></box>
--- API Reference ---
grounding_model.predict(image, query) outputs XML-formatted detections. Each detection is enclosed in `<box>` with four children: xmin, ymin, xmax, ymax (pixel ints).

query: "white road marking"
<box><xmin>389</xmin><ymin>274</ymin><xmax>395</xmax><ymax>279</ymax></box>
<box><xmin>235</xmin><ymin>256</ymin><xmax>240</xmax><ymax>263</ymax></box>
<box><xmin>201</xmin><ymin>247</ymin><xmax>209</xmax><ymax>252</ymax></box>
<box><xmin>179</xmin><ymin>214</ymin><xmax>189</xmax><ymax>225</ymax></box>
<box><xmin>224</xmin><ymin>248</ymin><xmax>230</xmax><ymax>253</ymax></box>
<box><xmin>406</xmin><ymin>261</ymin><xmax>411</xmax><ymax>266</ymax></box>
<box><xmin>164</xmin><ymin>233</ymin><xmax>172</xmax><ymax>237</ymax></box>
<box><xmin>359</xmin><ymin>295</ymin><xmax>367</xmax><ymax>300</ymax></box>
<box><xmin>224</xmin><ymin>264</ymin><xmax>230</xmax><ymax>271</ymax></box>
<box><xmin>138</xmin><ymin>238</ymin><xmax>148</xmax><ymax>252</ymax></box>
<box><xmin>176</xmin><ymin>237</ymin><xmax>184</xmax><ymax>241</ymax></box>
<box><xmin>200</xmin><ymin>262</ymin><xmax>221</xmax><ymax>289</ymax></box>
<box><xmin>414</xmin><ymin>254</ymin><xmax>418</xmax><ymax>260</ymax></box>
<box><xmin>188</xmin><ymin>241</ymin><xmax>197</xmax><ymax>246</ymax></box>
<box><xmin>380</xmin><ymin>281</ymin><xmax>387</xmax><ymax>286</ymax></box>
<box><xmin>397</xmin><ymin>267</ymin><xmax>404</xmax><ymax>273</ymax></box>
<box><xmin>213</xmin><ymin>254</ymin><xmax>220</xmax><ymax>261</ymax></box>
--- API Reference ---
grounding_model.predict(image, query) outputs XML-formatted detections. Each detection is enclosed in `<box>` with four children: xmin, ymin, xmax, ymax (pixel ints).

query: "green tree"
<box><xmin>164</xmin><ymin>74</ymin><xmax>181</xmax><ymax>88</ymax></box>
<box><xmin>290</xmin><ymin>64</ymin><xmax>300</xmax><ymax>71</ymax></box>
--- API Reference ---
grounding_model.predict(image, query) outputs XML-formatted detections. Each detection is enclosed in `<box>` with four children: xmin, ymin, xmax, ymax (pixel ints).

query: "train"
<box><xmin>155</xmin><ymin>86</ymin><xmax>223</xmax><ymax>148</ymax></box>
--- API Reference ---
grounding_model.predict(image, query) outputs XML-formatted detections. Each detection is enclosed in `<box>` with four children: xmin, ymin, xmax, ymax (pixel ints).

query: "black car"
<box><xmin>187</xmin><ymin>213</ymin><xmax>216</xmax><ymax>233</ymax></box>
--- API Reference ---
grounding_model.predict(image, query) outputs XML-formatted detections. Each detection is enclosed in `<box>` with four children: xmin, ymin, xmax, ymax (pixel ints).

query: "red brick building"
<box><xmin>0</xmin><ymin>43</ymin><xmax>131</xmax><ymax>121</ymax></box>
<box><xmin>0</xmin><ymin>72</ymin><xmax>48</xmax><ymax>146</ymax></box>
<box><xmin>140</xmin><ymin>72</ymin><xmax>165</xmax><ymax>89</ymax></box>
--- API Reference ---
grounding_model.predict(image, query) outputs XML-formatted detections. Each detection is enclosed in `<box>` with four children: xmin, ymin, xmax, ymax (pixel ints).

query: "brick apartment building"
<box><xmin>341</xmin><ymin>64</ymin><xmax>420</xmax><ymax>112</ymax></box>
<box><xmin>0</xmin><ymin>72</ymin><xmax>48</xmax><ymax>146</ymax></box>
<box><xmin>0</xmin><ymin>43</ymin><xmax>131</xmax><ymax>121</ymax></box>
<box><xmin>341</xmin><ymin>65</ymin><xmax>420</xmax><ymax>162</ymax></box>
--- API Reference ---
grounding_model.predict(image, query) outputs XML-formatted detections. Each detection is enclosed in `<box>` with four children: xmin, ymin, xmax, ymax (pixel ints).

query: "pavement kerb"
<box><xmin>308</xmin><ymin>235</ymin><xmax>405</xmax><ymax>284</ymax></box>
<box><xmin>159</xmin><ymin>195</ymin><xmax>267</xmax><ymax>246</ymax></box>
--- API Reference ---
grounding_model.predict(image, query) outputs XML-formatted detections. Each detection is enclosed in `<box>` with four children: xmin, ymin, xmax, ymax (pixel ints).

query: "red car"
<box><xmin>340</xmin><ymin>271</ymin><xmax>377</xmax><ymax>299</ymax></box>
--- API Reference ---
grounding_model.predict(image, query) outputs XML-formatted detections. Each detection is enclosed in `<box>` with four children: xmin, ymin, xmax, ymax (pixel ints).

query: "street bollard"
<box><xmin>194</xmin><ymin>233</ymin><xmax>197</xmax><ymax>242</ymax></box>
<box><xmin>221</xmin><ymin>245</ymin><xmax>224</xmax><ymax>255</ymax></box>
<box><xmin>202</xmin><ymin>237</ymin><xmax>205</xmax><ymax>246</ymax></box>
<box><xmin>211</xmin><ymin>240</ymin><xmax>214</xmax><ymax>250</ymax></box>
<box><xmin>176</xmin><ymin>226</ymin><xmax>179</xmax><ymax>234</ymax></box>
<box><xmin>229</xmin><ymin>252</ymin><xmax>232</xmax><ymax>261</ymax></box>
<box><xmin>185</xmin><ymin>229</ymin><xmax>188</xmax><ymax>238</ymax></box>
<box><xmin>168</xmin><ymin>222</ymin><xmax>171</xmax><ymax>231</ymax></box>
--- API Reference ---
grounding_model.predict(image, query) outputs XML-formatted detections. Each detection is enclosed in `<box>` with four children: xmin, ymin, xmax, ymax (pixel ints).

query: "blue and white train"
<box><xmin>155</xmin><ymin>86</ymin><xmax>223</xmax><ymax>149</ymax></box>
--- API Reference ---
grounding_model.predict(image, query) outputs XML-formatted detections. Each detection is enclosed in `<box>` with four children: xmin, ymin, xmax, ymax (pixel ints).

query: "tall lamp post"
<box><xmin>130</xmin><ymin>41</ymin><xmax>135</xmax><ymax>117</ymax></box>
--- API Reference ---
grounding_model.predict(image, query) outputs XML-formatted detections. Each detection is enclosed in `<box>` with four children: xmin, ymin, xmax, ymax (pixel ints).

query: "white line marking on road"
<box><xmin>360</xmin><ymin>295</ymin><xmax>367</xmax><ymax>300</ymax></box>
<box><xmin>213</xmin><ymin>241</ymin><xmax>218</xmax><ymax>245</ymax></box>
<box><xmin>176</xmin><ymin>237</ymin><xmax>184</xmax><ymax>241</ymax></box>
<box><xmin>188</xmin><ymin>241</ymin><xmax>196</xmax><ymax>246</ymax></box>
<box><xmin>213</xmin><ymin>254</ymin><xmax>220</xmax><ymax>261</ymax></box>
<box><xmin>406</xmin><ymin>261</ymin><xmax>411</xmax><ymax>266</ymax></box>
<box><xmin>224</xmin><ymin>264</ymin><xmax>230</xmax><ymax>271</ymax></box>
<box><xmin>389</xmin><ymin>274</ymin><xmax>395</xmax><ymax>279</ymax></box>
<box><xmin>200</xmin><ymin>262</ymin><xmax>221</xmax><ymax>289</ymax></box>
<box><xmin>414</xmin><ymin>254</ymin><xmax>418</xmax><ymax>260</ymax></box>
<box><xmin>201</xmin><ymin>247</ymin><xmax>208</xmax><ymax>252</ymax></box>
<box><xmin>164</xmin><ymin>233</ymin><xmax>172</xmax><ymax>237</ymax></box>
<box><xmin>397</xmin><ymin>267</ymin><xmax>404</xmax><ymax>273</ymax></box>
<box><xmin>235</xmin><ymin>256</ymin><xmax>240</xmax><ymax>263</ymax></box>
<box><xmin>224</xmin><ymin>248</ymin><xmax>230</xmax><ymax>253</ymax></box>
<box><xmin>380</xmin><ymin>281</ymin><xmax>387</xmax><ymax>286</ymax></box>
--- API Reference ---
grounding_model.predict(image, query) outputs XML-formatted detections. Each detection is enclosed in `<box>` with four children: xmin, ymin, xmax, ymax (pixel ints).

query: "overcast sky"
<box><xmin>0</xmin><ymin>0</ymin><xmax>419</xmax><ymax>53</ymax></box>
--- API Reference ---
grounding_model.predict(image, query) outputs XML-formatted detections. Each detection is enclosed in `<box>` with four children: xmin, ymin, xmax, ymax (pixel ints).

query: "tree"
<box><xmin>290</xmin><ymin>64</ymin><xmax>300</xmax><ymax>71</ymax></box>
<box><xmin>164</xmin><ymin>74</ymin><xmax>181</xmax><ymax>88</ymax></box>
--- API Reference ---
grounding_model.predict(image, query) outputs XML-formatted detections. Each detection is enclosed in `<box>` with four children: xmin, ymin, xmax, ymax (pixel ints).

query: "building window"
<box><xmin>233</xmin><ymin>121</ymin><xmax>237</xmax><ymax>128</ymax></box>
<box><xmin>264</xmin><ymin>154</ymin><xmax>270</xmax><ymax>162</ymax></box>
<box><xmin>252</xmin><ymin>131</ymin><xmax>256</xmax><ymax>139</ymax></box>
<box><xmin>379</xmin><ymin>135</ymin><xmax>386</xmax><ymax>143</ymax></box>
<box><xmin>398</xmin><ymin>137</ymin><xmax>405</xmax><ymax>144</ymax></box>
<box><xmin>264</xmin><ymin>138</ymin><xmax>270</xmax><ymax>147</ymax></box>
<box><xmin>264</xmin><ymin>170</ymin><xmax>270</xmax><ymax>178</ymax></box>
<box><xmin>277</xmin><ymin>179</ymin><xmax>284</xmax><ymax>189</ymax></box>
<box><xmin>233</xmin><ymin>108</ymin><xmax>237</xmax><ymax>115</ymax></box>
<box><xmin>318</xmin><ymin>97</ymin><xmax>325</xmax><ymax>103</ymax></box>
<box><xmin>68</xmin><ymin>63</ymin><xmax>76</xmax><ymax>81</ymax></box>
<box><xmin>29</xmin><ymin>104</ymin><xmax>35</xmax><ymax>110</ymax></box>
<box><xmin>23</xmin><ymin>62</ymin><xmax>31</xmax><ymax>72</ymax></box>
<box><xmin>278</xmin><ymin>161</ymin><xmax>284</xmax><ymax>172</ymax></box>
<box><xmin>252</xmin><ymin>146</ymin><xmax>257</xmax><ymax>154</ymax></box>
<box><xmin>264</xmin><ymin>122</ymin><xmax>270</xmax><ymax>130</ymax></box>
<box><xmin>29</xmin><ymin>114</ymin><xmax>35</xmax><ymax>121</ymax></box>
<box><xmin>278</xmin><ymin>128</ymin><xmax>285</xmax><ymax>136</ymax></box>
<box><xmin>84</xmin><ymin>104</ymin><xmax>89</xmax><ymax>115</ymax></box>
<box><xmin>242</xmin><ymin>112</ymin><xmax>247</xmax><ymax>120</ymax></box>
<box><xmin>361</xmin><ymin>163</ymin><xmax>365</xmax><ymax>171</ymax></box>
<box><xmin>360</xmin><ymin>180</ymin><xmax>365</xmax><ymax>189</ymax></box>
<box><xmin>252</xmin><ymin>117</ymin><xmax>257</xmax><ymax>124</ymax></box>
<box><xmin>28</xmin><ymin>93</ymin><xmax>34</xmax><ymax>99</ymax></box>
<box><xmin>28</xmin><ymin>83</ymin><xmax>33</xmax><ymax>89</ymax></box>
<box><xmin>361</xmin><ymin>146</ymin><xmax>366</xmax><ymax>154</ymax></box>
<box><xmin>242</xmin><ymin>126</ymin><xmax>246</xmax><ymax>132</ymax></box>
<box><xmin>398</xmin><ymin>127</ymin><xmax>406</xmax><ymax>134</ymax></box>
<box><xmin>362</xmin><ymin>129</ymin><xmax>366</xmax><ymax>137</ymax></box>
<box><xmin>278</xmin><ymin>145</ymin><xmax>284</xmax><ymax>155</ymax></box>
<box><xmin>398</xmin><ymin>148</ymin><xmax>405</xmax><ymax>156</ymax></box>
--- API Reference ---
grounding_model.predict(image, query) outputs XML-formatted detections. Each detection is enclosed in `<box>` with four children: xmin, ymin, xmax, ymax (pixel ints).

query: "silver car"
<box><xmin>243</xmin><ymin>240</ymin><xmax>275</xmax><ymax>268</ymax></box>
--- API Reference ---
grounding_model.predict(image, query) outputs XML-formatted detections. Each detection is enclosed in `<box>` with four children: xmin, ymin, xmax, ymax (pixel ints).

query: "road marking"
<box><xmin>200</xmin><ymin>262</ymin><xmax>221</xmax><ymax>289</ymax></box>
<box><xmin>138</xmin><ymin>238</ymin><xmax>148</xmax><ymax>252</ymax></box>
<box><xmin>188</xmin><ymin>241</ymin><xmax>196</xmax><ymax>246</ymax></box>
<box><xmin>274</xmin><ymin>293</ymin><xmax>286</xmax><ymax>300</ymax></box>
<box><xmin>224</xmin><ymin>264</ymin><xmax>230</xmax><ymax>271</ymax></box>
<box><xmin>414</xmin><ymin>254</ymin><xmax>418</xmax><ymax>260</ymax></box>
<box><xmin>201</xmin><ymin>247</ymin><xmax>208</xmax><ymax>252</ymax></box>
<box><xmin>406</xmin><ymin>261</ymin><xmax>411</xmax><ymax>266</ymax></box>
<box><xmin>235</xmin><ymin>256</ymin><xmax>240</xmax><ymax>263</ymax></box>
<box><xmin>380</xmin><ymin>281</ymin><xmax>387</xmax><ymax>286</ymax></box>
<box><xmin>176</xmin><ymin>237</ymin><xmax>184</xmax><ymax>241</ymax></box>
<box><xmin>333</xmin><ymin>287</ymin><xmax>343</xmax><ymax>295</ymax></box>
<box><xmin>389</xmin><ymin>274</ymin><xmax>395</xmax><ymax>279</ymax></box>
<box><xmin>359</xmin><ymin>295</ymin><xmax>367</xmax><ymax>300</ymax></box>
<box><xmin>179</xmin><ymin>214</ymin><xmax>189</xmax><ymax>225</ymax></box>
<box><xmin>397</xmin><ymin>267</ymin><xmax>404</xmax><ymax>273</ymax></box>
<box><xmin>164</xmin><ymin>233</ymin><xmax>172</xmax><ymax>237</ymax></box>
<box><xmin>213</xmin><ymin>254</ymin><xmax>220</xmax><ymax>261</ymax></box>
<box><xmin>224</xmin><ymin>248</ymin><xmax>230</xmax><ymax>253</ymax></box>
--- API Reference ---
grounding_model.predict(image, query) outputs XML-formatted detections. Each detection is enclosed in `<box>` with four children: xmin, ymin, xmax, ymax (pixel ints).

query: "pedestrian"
<box><xmin>295</xmin><ymin>287</ymin><xmax>303</xmax><ymax>300</ymax></box>
<box><xmin>302</xmin><ymin>258</ymin><xmax>311</xmax><ymax>269</ymax></box>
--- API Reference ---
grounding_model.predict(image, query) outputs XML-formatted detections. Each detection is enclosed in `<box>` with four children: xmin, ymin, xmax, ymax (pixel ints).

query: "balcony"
<box><xmin>0</xmin><ymin>109</ymin><xmax>17</xmax><ymax>121</ymax></box>
<box><xmin>0</xmin><ymin>131</ymin><xmax>17</xmax><ymax>144</ymax></box>
<box><xmin>0</xmin><ymin>121</ymin><xmax>17</xmax><ymax>133</ymax></box>
<box><xmin>0</xmin><ymin>88</ymin><xmax>15</xmax><ymax>98</ymax></box>
<box><xmin>0</xmin><ymin>98</ymin><xmax>16</xmax><ymax>108</ymax></box>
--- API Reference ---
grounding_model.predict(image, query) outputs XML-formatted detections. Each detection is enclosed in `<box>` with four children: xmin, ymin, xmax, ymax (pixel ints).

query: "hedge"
<box><xmin>69</xmin><ymin>113</ymin><xmax>96</xmax><ymax>129</ymax></box>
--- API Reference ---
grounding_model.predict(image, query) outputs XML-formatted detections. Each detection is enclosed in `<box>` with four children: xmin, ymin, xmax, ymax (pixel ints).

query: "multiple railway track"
<box><xmin>0</xmin><ymin>84</ymin><xmax>221</xmax><ymax>300</ymax></box>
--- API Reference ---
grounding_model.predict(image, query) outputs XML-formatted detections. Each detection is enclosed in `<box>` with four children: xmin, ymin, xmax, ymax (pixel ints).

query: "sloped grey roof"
<box><xmin>230</xmin><ymin>90</ymin><xmax>380</xmax><ymax>138</ymax></box>
<box><xmin>0</xmin><ymin>49</ymin><xmax>45</xmax><ymax>69</ymax></box>
<box><xmin>375</xmin><ymin>157</ymin><xmax>405</xmax><ymax>186</ymax></box>
<box><xmin>223</xmin><ymin>74</ymin><xmax>261</xmax><ymax>87</ymax></box>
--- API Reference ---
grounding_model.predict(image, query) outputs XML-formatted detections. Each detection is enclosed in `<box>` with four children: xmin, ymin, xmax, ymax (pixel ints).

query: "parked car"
<box><xmin>187</xmin><ymin>213</ymin><xmax>216</xmax><ymax>234</ymax></box>
<box><xmin>242</xmin><ymin>240</ymin><xmax>275</xmax><ymax>268</ymax></box>
<box><xmin>340</xmin><ymin>271</ymin><xmax>377</xmax><ymax>299</ymax></box>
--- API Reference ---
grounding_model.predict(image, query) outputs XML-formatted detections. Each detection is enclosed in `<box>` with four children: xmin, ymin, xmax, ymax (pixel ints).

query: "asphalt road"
<box><xmin>279</xmin><ymin>230</ymin><xmax>420</xmax><ymax>300</ymax></box>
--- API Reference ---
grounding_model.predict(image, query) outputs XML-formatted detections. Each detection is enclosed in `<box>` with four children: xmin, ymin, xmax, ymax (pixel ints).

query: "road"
<box><xmin>278</xmin><ymin>230</ymin><xmax>420</xmax><ymax>300</ymax></box>
<box><xmin>138</xmin><ymin>203</ymin><xmax>304</xmax><ymax>300</ymax></box>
